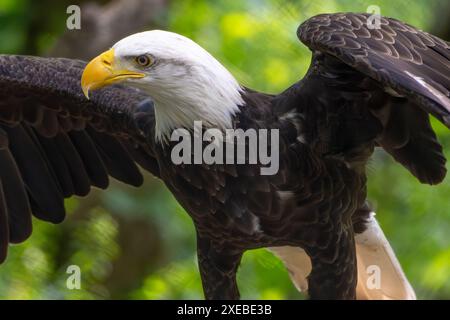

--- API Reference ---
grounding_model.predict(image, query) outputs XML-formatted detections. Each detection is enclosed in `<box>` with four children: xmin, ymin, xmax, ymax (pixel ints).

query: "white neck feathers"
<box><xmin>114</xmin><ymin>30</ymin><xmax>245</xmax><ymax>143</ymax></box>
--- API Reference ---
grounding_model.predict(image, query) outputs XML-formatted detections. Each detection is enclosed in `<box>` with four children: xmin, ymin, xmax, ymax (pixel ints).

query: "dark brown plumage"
<box><xmin>0</xmin><ymin>13</ymin><xmax>449</xmax><ymax>299</ymax></box>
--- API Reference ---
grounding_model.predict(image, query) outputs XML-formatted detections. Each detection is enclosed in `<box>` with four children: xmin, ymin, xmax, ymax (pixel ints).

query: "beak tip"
<box><xmin>82</xmin><ymin>86</ymin><xmax>90</xmax><ymax>100</ymax></box>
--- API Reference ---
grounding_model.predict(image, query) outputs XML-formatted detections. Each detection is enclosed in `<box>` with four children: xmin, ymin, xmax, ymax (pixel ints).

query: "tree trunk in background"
<box><xmin>432</xmin><ymin>2</ymin><xmax>450</xmax><ymax>40</ymax></box>
<box><xmin>48</xmin><ymin>0</ymin><xmax>168</xmax><ymax>59</ymax></box>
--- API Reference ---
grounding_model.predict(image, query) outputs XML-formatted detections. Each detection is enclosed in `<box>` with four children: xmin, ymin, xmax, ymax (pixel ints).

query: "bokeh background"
<box><xmin>0</xmin><ymin>0</ymin><xmax>449</xmax><ymax>299</ymax></box>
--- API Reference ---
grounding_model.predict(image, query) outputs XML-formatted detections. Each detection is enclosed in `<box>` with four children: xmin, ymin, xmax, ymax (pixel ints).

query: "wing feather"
<box><xmin>3</xmin><ymin>124</ymin><xmax>66</xmax><ymax>223</ymax></box>
<box><xmin>0</xmin><ymin>55</ymin><xmax>159</xmax><ymax>262</ymax></box>
<box><xmin>68</xmin><ymin>130</ymin><xmax>110</xmax><ymax>189</ymax></box>
<box><xmin>298</xmin><ymin>13</ymin><xmax>450</xmax><ymax>124</ymax></box>
<box><xmin>297</xmin><ymin>13</ymin><xmax>449</xmax><ymax>184</ymax></box>
<box><xmin>0</xmin><ymin>148</ymin><xmax>32</xmax><ymax>243</ymax></box>
<box><xmin>0</xmin><ymin>180</ymin><xmax>9</xmax><ymax>263</ymax></box>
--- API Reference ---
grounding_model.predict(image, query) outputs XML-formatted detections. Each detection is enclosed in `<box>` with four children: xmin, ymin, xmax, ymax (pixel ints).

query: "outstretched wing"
<box><xmin>296</xmin><ymin>13</ymin><xmax>449</xmax><ymax>184</ymax></box>
<box><xmin>0</xmin><ymin>55</ymin><xmax>159</xmax><ymax>262</ymax></box>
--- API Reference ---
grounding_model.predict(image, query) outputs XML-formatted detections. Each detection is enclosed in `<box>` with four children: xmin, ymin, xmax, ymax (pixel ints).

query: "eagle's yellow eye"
<box><xmin>135</xmin><ymin>55</ymin><xmax>152</xmax><ymax>67</ymax></box>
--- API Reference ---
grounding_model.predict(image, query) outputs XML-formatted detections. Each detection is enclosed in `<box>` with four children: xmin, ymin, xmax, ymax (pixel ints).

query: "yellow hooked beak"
<box><xmin>81</xmin><ymin>48</ymin><xmax>145</xmax><ymax>99</ymax></box>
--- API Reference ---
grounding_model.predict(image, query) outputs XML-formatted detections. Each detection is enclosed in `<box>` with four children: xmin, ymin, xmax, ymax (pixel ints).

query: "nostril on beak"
<box><xmin>102</xmin><ymin>59</ymin><xmax>112</xmax><ymax>67</ymax></box>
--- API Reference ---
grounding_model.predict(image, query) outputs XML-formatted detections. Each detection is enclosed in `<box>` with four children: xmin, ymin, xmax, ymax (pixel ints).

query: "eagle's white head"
<box><xmin>81</xmin><ymin>30</ymin><xmax>244</xmax><ymax>143</ymax></box>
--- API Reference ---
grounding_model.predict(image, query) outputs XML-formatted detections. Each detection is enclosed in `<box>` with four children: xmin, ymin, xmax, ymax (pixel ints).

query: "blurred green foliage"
<box><xmin>0</xmin><ymin>0</ymin><xmax>449</xmax><ymax>299</ymax></box>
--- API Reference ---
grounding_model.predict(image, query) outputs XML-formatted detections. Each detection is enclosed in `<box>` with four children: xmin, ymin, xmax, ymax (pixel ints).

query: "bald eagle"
<box><xmin>0</xmin><ymin>13</ymin><xmax>448</xmax><ymax>300</ymax></box>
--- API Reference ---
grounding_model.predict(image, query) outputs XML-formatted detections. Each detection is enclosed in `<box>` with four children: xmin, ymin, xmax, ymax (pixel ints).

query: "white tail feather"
<box><xmin>269</xmin><ymin>213</ymin><xmax>416</xmax><ymax>300</ymax></box>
